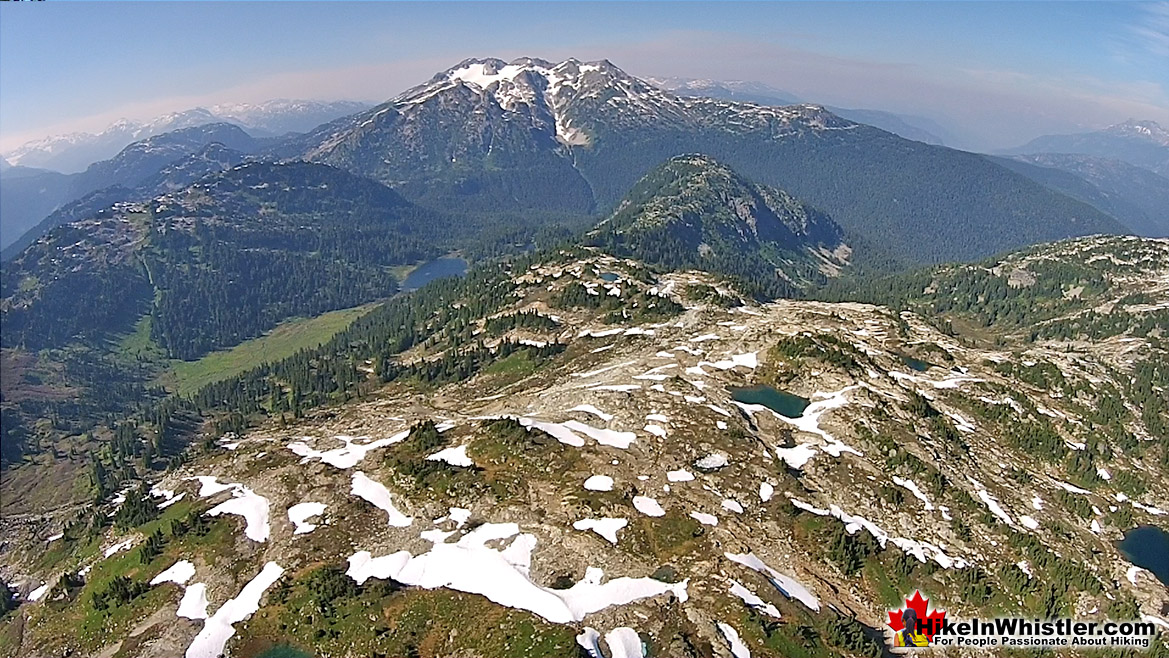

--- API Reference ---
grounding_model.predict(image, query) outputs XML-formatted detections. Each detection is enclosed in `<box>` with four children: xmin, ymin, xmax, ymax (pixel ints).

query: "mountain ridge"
<box><xmin>286</xmin><ymin>56</ymin><xmax>1128</xmax><ymax>265</ymax></box>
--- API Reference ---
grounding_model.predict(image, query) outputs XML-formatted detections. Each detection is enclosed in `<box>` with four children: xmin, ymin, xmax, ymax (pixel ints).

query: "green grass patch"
<box><xmin>483</xmin><ymin>351</ymin><xmax>541</xmax><ymax>378</ymax></box>
<box><xmin>159</xmin><ymin>305</ymin><xmax>370</xmax><ymax>395</ymax></box>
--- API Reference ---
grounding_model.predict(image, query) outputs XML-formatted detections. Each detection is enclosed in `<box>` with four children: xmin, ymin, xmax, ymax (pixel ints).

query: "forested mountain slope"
<box><xmin>590</xmin><ymin>154</ymin><xmax>848</xmax><ymax>297</ymax></box>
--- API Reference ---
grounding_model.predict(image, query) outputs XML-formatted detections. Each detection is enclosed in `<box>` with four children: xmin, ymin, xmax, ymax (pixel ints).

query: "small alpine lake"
<box><xmin>401</xmin><ymin>257</ymin><xmax>468</xmax><ymax>292</ymax></box>
<box><xmin>1117</xmin><ymin>525</ymin><xmax>1169</xmax><ymax>588</ymax></box>
<box><xmin>899</xmin><ymin>355</ymin><xmax>934</xmax><ymax>372</ymax></box>
<box><xmin>729</xmin><ymin>384</ymin><xmax>810</xmax><ymax>418</ymax></box>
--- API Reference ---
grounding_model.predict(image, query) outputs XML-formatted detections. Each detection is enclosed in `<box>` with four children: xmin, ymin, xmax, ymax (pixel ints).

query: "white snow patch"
<box><xmin>722</xmin><ymin>499</ymin><xmax>744</xmax><ymax>514</ymax></box>
<box><xmin>448</xmin><ymin>507</ymin><xmax>472</xmax><ymax>528</ymax></box>
<box><xmin>177</xmin><ymin>583</ymin><xmax>210</xmax><ymax>620</ymax></box>
<box><xmin>288</xmin><ymin>502</ymin><xmax>327</xmax><ymax>535</ymax></box>
<box><xmin>426</xmin><ymin>444</ymin><xmax>475</xmax><ymax>467</ymax></box>
<box><xmin>893</xmin><ymin>477</ymin><xmax>935</xmax><ymax>510</ymax></box>
<box><xmin>577</xmin><ymin>627</ymin><xmax>603</xmax><ymax>658</ymax></box>
<box><xmin>690</xmin><ymin>511</ymin><xmax>718</xmax><ymax>526</ymax></box>
<box><xmin>1020</xmin><ymin>515</ymin><xmax>1040</xmax><ymax>530</ymax></box>
<box><xmin>189</xmin><ymin>476</ymin><xmax>237</xmax><ymax>498</ymax></box>
<box><xmin>286</xmin><ymin>430</ymin><xmax>409</xmax><ymax>469</ymax></box>
<box><xmin>569</xmin><ymin>404</ymin><xmax>615</xmax><ymax>422</ymax></box>
<box><xmin>717</xmin><ymin>622</ymin><xmax>751</xmax><ymax>658</ymax></box>
<box><xmin>774</xmin><ymin>444</ymin><xmax>817</xmax><ymax>469</ymax></box>
<box><xmin>633</xmin><ymin>496</ymin><xmax>666</xmax><ymax>517</ymax></box>
<box><xmin>976</xmin><ymin>489</ymin><xmax>1014</xmax><ymax>526</ymax></box>
<box><xmin>643</xmin><ymin>424</ymin><xmax>667</xmax><ymax>438</ymax></box>
<box><xmin>1127</xmin><ymin>565</ymin><xmax>1144</xmax><ymax>585</ymax></box>
<box><xmin>27</xmin><ymin>583</ymin><xmax>49</xmax><ymax>602</ymax></box>
<box><xmin>605</xmin><ymin>627</ymin><xmax>645</xmax><ymax>658</ymax></box>
<box><xmin>1052</xmin><ymin>478</ymin><xmax>1091</xmax><ymax>495</ymax></box>
<box><xmin>584</xmin><ymin>475</ymin><xmax>615</xmax><ymax>491</ymax></box>
<box><xmin>104</xmin><ymin>538</ymin><xmax>134</xmax><ymax>558</ymax></box>
<box><xmin>519</xmin><ymin>417</ymin><xmax>586</xmax><ymax>447</ymax></box>
<box><xmin>351</xmin><ymin>472</ymin><xmax>413</xmax><ymax>527</ymax></box>
<box><xmin>725</xmin><ymin>552</ymin><xmax>820</xmax><ymax>612</ymax></box>
<box><xmin>695</xmin><ymin>453</ymin><xmax>728</xmax><ymax>470</ymax></box>
<box><xmin>151</xmin><ymin>560</ymin><xmax>196</xmax><ymax>586</ymax></box>
<box><xmin>185</xmin><ymin>562</ymin><xmax>284</xmax><ymax>658</ymax></box>
<box><xmin>563</xmin><ymin>420</ymin><xmax>636</xmax><ymax>449</ymax></box>
<box><xmin>573</xmin><ymin>517</ymin><xmax>628</xmax><ymax>544</ymax></box>
<box><xmin>1133</xmin><ymin>501</ymin><xmax>1167</xmax><ymax>515</ymax></box>
<box><xmin>759</xmin><ymin>482</ymin><xmax>775</xmax><ymax>502</ymax></box>
<box><xmin>206</xmin><ymin>486</ymin><xmax>271</xmax><ymax>542</ymax></box>
<box><xmin>346</xmin><ymin>536</ymin><xmax>687</xmax><ymax>624</ymax></box>
<box><xmin>728</xmin><ymin>580</ymin><xmax>781</xmax><ymax>618</ymax></box>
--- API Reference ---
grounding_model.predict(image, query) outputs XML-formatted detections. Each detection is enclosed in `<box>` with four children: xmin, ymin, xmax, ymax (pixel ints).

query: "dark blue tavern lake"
<box><xmin>400</xmin><ymin>257</ymin><xmax>468</xmax><ymax>292</ymax></box>
<box><xmin>729</xmin><ymin>384</ymin><xmax>810</xmax><ymax>418</ymax></box>
<box><xmin>1117</xmin><ymin>525</ymin><xmax>1169</xmax><ymax>587</ymax></box>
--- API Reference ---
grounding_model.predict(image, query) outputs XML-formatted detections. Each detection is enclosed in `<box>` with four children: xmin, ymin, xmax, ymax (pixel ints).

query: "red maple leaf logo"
<box><xmin>887</xmin><ymin>590</ymin><xmax>947</xmax><ymax>641</ymax></box>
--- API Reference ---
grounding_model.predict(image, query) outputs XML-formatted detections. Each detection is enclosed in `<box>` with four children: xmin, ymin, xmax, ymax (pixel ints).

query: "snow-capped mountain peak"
<box><xmin>1104</xmin><ymin>119</ymin><xmax>1169</xmax><ymax>145</ymax></box>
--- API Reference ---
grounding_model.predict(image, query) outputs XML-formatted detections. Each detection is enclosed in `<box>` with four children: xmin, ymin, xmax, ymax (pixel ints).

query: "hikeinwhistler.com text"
<box><xmin>924</xmin><ymin>617</ymin><xmax>1158</xmax><ymax>649</ymax></box>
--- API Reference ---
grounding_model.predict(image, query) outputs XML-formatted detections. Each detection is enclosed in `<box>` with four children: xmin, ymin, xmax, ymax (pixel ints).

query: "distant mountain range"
<box><xmin>5</xmin><ymin>56</ymin><xmax>1159</xmax><ymax>270</ymax></box>
<box><xmin>1001</xmin><ymin>119</ymin><xmax>1169</xmax><ymax>177</ymax></box>
<box><xmin>285</xmin><ymin>56</ymin><xmax>1123</xmax><ymax>264</ymax></box>
<box><xmin>646</xmin><ymin>77</ymin><xmax>955</xmax><ymax>146</ymax></box>
<box><xmin>989</xmin><ymin>153</ymin><xmax>1169</xmax><ymax>239</ymax></box>
<box><xmin>0</xmin><ymin>123</ymin><xmax>267</xmax><ymax>254</ymax></box>
<box><xmin>1</xmin><ymin>100</ymin><xmax>370</xmax><ymax>174</ymax></box>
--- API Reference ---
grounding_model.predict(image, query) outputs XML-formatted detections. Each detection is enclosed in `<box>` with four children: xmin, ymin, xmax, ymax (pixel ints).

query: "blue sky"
<box><xmin>1</xmin><ymin>1</ymin><xmax>1166</xmax><ymax>151</ymax></box>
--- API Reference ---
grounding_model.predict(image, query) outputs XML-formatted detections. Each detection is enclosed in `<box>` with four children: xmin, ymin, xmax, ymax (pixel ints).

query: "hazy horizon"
<box><xmin>2</xmin><ymin>1</ymin><xmax>1167</xmax><ymax>154</ymax></box>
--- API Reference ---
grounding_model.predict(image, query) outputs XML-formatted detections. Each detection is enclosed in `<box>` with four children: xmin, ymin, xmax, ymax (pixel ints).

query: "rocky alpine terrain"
<box><xmin>2</xmin><ymin>235</ymin><xmax>1167</xmax><ymax>658</ymax></box>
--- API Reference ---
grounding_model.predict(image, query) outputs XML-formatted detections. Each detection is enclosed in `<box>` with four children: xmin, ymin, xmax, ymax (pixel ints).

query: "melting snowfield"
<box><xmin>725</xmin><ymin>552</ymin><xmax>820</xmax><ymax>612</ymax></box>
<box><xmin>287</xmin><ymin>502</ymin><xmax>327</xmax><ymax>535</ymax></box>
<box><xmin>346</xmin><ymin>523</ymin><xmax>687</xmax><ymax>624</ymax></box>
<box><xmin>206</xmin><ymin>486</ymin><xmax>271</xmax><ymax>542</ymax></box>
<box><xmin>351</xmin><ymin>472</ymin><xmax>413</xmax><ymax>527</ymax></box>
<box><xmin>633</xmin><ymin>496</ymin><xmax>666</xmax><ymax>517</ymax></box>
<box><xmin>789</xmin><ymin>498</ymin><xmax>968</xmax><ymax>569</ymax></box>
<box><xmin>150</xmin><ymin>560</ymin><xmax>196</xmax><ymax>586</ymax></box>
<box><xmin>185</xmin><ymin>562</ymin><xmax>284</xmax><ymax>658</ymax></box>
<box><xmin>728</xmin><ymin>580</ymin><xmax>781</xmax><ymax>618</ymax></box>
<box><xmin>573</xmin><ymin>517</ymin><xmax>629</xmax><ymax>544</ymax></box>
<box><xmin>717</xmin><ymin>621</ymin><xmax>751</xmax><ymax>658</ymax></box>
<box><xmin>426</xmin><ymin>444</ymin><xmax>475</xmax><ymax>467</ymax></box>
<box><xmin>774</xmin><ymin>444</ymin><xmax>817</xmax><ymax>470</ymax></box>
<box><xmin>287</xmin><ymin>431</ymin><xmax>409</xmax><ymax>469</ymax></box>
<box><xmin>178</xmin><ymin>583</ymin><xmax>210</xmax><ymax>620</ymax></box>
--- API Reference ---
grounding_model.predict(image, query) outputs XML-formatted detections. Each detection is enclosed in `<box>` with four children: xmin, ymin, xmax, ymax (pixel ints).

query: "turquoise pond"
<box><xmin>401</xmin><ymin>257</ymin><xmax>468</xmax><ymax>292</ymax></box>
<box><xmin>1118</xmin><ymin>525</ymin><xmax>1169</xmax><ymax>588</ymax></box>
<box><xmin>729</xmin><ymin>385</ymin><xmax>810</xmax><ymax>418</ymax></box>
